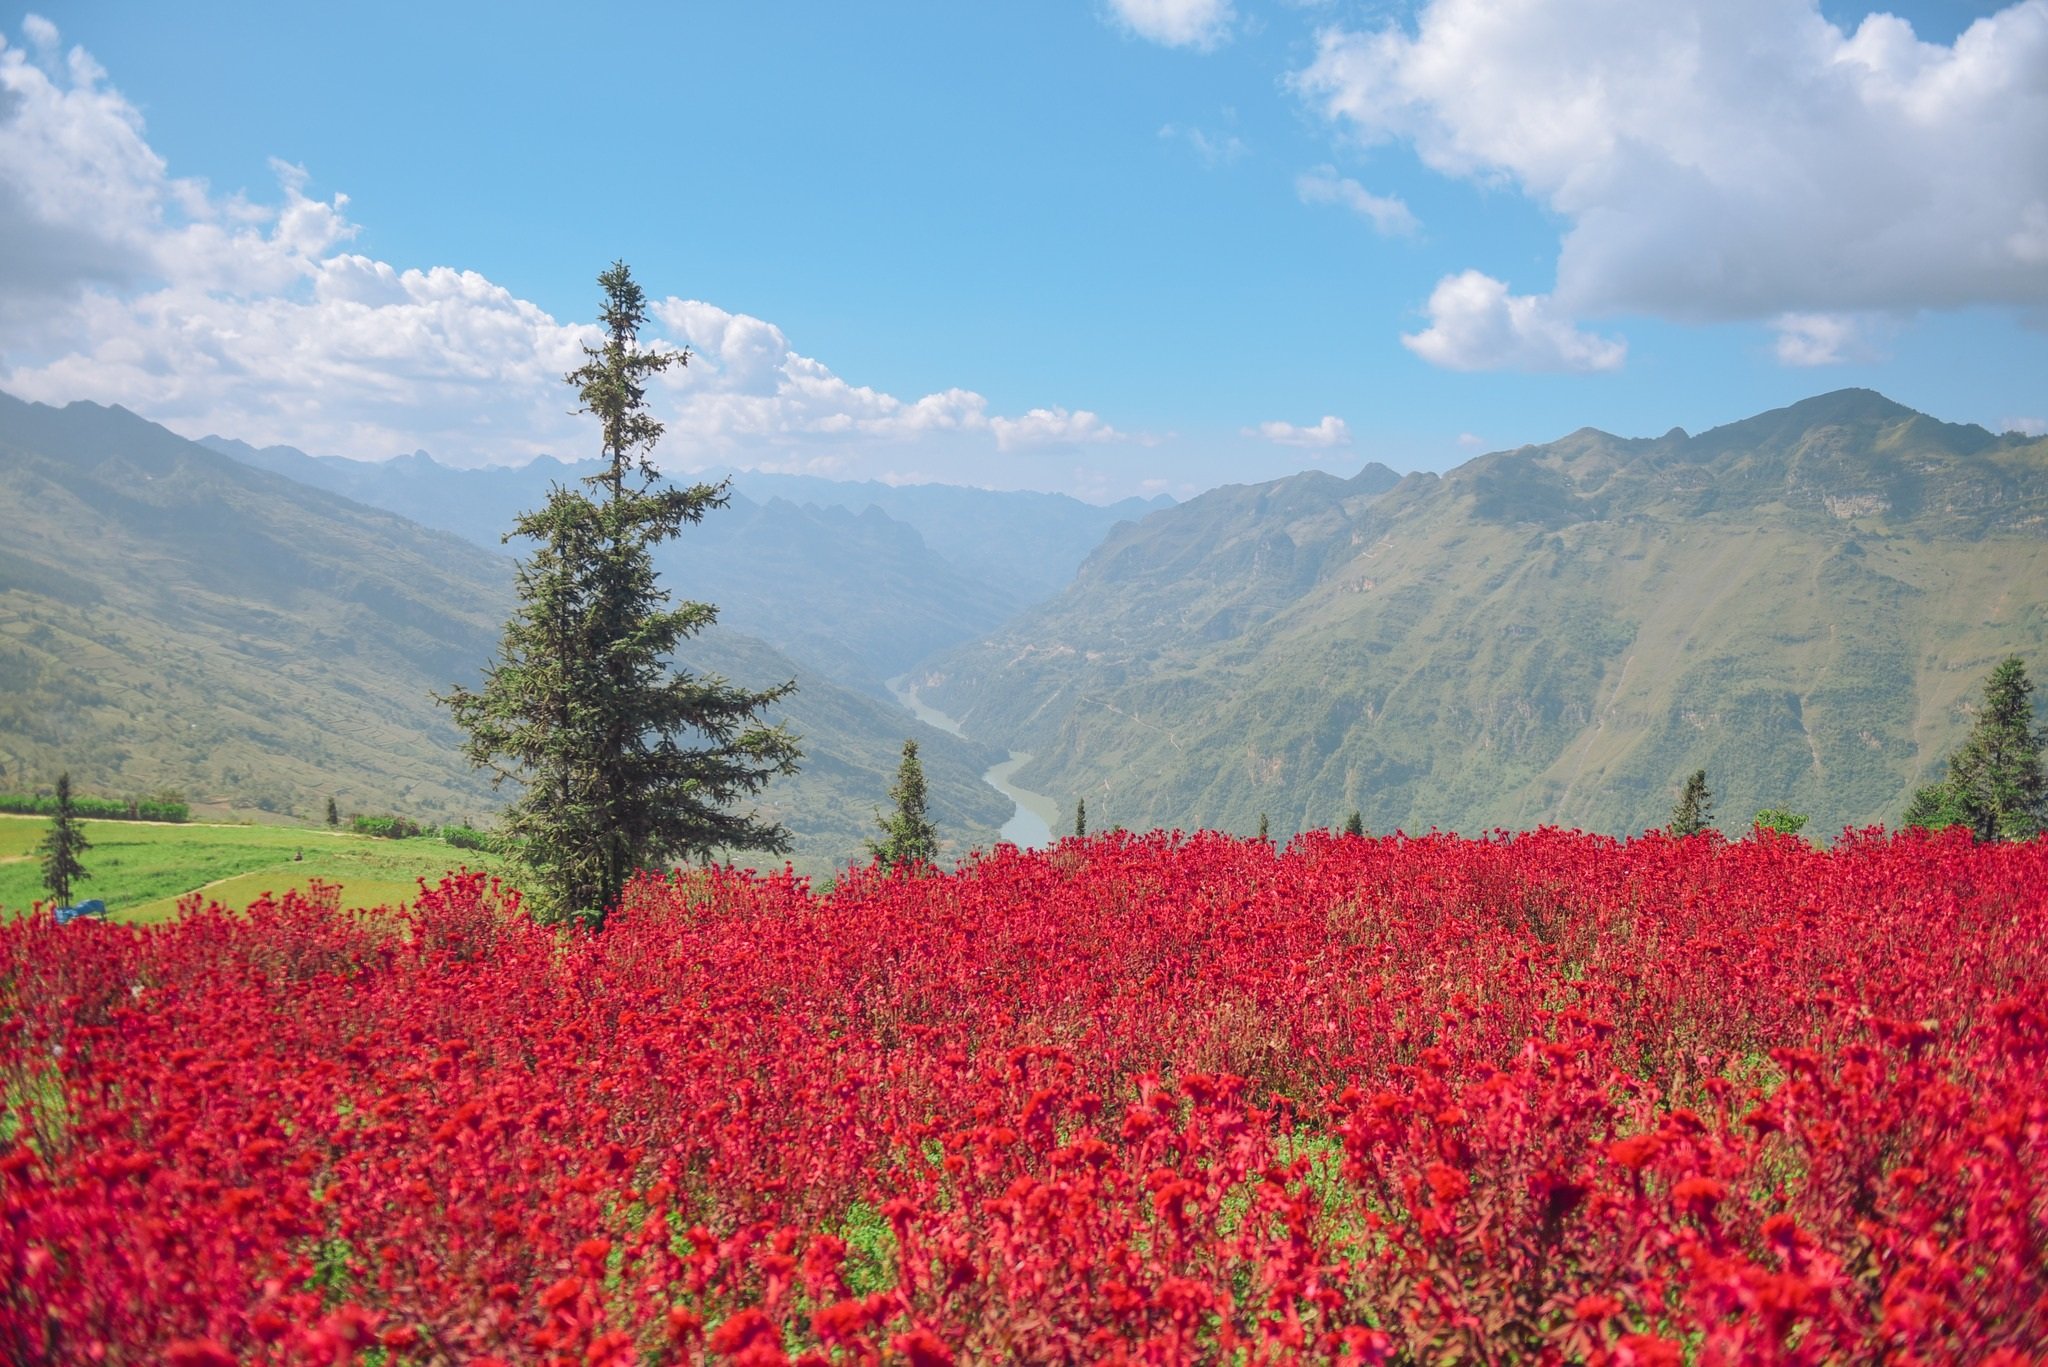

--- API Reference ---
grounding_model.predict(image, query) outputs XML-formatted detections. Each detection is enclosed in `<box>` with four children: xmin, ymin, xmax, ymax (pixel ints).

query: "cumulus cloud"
<box><xmin>990</xmin><ymin>406</ymin><xmax>1125</xmax><ymax>452</ymax></box>
<box><xmin>2004</xmin><ymin>415</ymin><xmax>2048</xmax><ymax>437</ymax></box>
<box><xmin>651</xmin><ymin>297</ymin><xmax>1017</xmax><ymax>449</ymax></box>
<box><xmin>1295</xmin><ymin>0</ymin><xmax>2048</xmax><ymax>365</ymax></box>
<box><xmin>1107</xmin><ymin>0</ymin><xmax>1234</xmax><ymax>50</ymax></box>
<box><xmin>1402</xmin><ymin>270</ymin><xmax>1626</xmax><ymax>373</ymax></box>
<box><xmin>1456</xmin><ymin>432</ymin><xmax>1485</xmax><ymax>450</ymax></box>
<box><xmin>1771</xmin><ymin>312</ymin><xmax>1883</xmax><ymax>366</ymax></box>
<box><xmin>1245</xmin><ymin>415</ymin><xmax>1350</xmax><ymax>447</ymax></box>
<box><xmin>0</xmin><ymin>18</ymin><xmax>1134</xmax><ymax>472</ymax></box>
<box><xmin>0</xmin><ymin>21</ymin><xmax>184</xmax><ymax>317</ymax></box>
<box><xmin>1296</xmin><ymin>165</ymin><xmax>1417</xmax><ymax>236</ymax></box>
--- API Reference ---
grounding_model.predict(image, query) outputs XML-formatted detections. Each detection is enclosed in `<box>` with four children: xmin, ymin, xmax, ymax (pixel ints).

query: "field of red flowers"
<box><xmin>3</xmin><ymin>827</ymin><xmax>2045</xmax><ymax>1365</ymax></box>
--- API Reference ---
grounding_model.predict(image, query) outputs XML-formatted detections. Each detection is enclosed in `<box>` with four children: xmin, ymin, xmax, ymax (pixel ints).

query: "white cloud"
<box><xmin>1771</xmin><ymin>312</ymin><xmax>1879</xmax><ymax>366</ymax></box>
<box><xmin>2004</xmin><ymin>415</ymin><xmax>2048</xmax><ymax>437</ymax></box>
<box><xmin>990</xmin><ymin>406</ymin><xmax>1125</xmax><ymax>452</ymax></box>
<box><xmin>1107</xmin><ymin>0</ymin><xmax>1234</xmax><ymax>50</ymax></box>
<box><xmin>1296</xmin><ymin>165</ymin><xmax>1418</xmax><ymax>236</ymax></box>
<box><xmin>1296</xmin><ymin>0</ymin><xmax>2048</xmax><ymax>359</ymax></box>
<box><xmin>1456</xmin><ymin>432</ymin><xmax>1485</xmax><ymax>449</ymax></box>
<box><xmin>651</xmin><ymin>297</ymin><xmax>1003</xmax><ymax>448</ymax></box>
<box><xmin>0</xmin><ymin>19</ymin><xmax>1135</xmax><ymax>473</ymax></box>
<box><xmin>1246</xmin><ymin>415</ymin><xmax>1350</xmax><ymax>447</ymax></box>
<box><xmin>19</xmin><ymin>14</ymin><xmax>57</xmax><ymax>52</ymax></box>
<box><xmin>1159</xmin><ymin>122</ymin><xmax>1248</xmax><ymax>167</ymax></box>
<box><xmin>0</xmin><ymin>22</ymin><xmax>181</xmax><ymax>316</ymax></box>
<box><xmin>1402</xmin><ymin>270</ymin><xmax>1626</xmax><ymax>373</ymax></box>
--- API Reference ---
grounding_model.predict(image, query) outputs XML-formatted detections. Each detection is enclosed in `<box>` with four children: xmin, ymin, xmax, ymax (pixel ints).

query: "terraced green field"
<box><xmin>0</xmin><ymin>815</ymin><xmax>512</xmax><ymax>923</ymax></box>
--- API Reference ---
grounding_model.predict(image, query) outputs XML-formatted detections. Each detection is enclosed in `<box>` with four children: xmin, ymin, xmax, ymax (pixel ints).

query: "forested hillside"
<box><xmin>919</xmin><ymin>390</ymin><xmax>2048</xmax><ymax>837</ymax></box>
<box><xmin>1</xmin><ymin>395</ymin><xmax>1005</xmax><ymax>872</ymax></box>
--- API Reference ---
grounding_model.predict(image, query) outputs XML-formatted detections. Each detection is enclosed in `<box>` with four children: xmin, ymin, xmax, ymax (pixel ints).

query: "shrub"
<box><xmin>439</xmin><ymin>824</ymin><xmax>501</xmax><ymax>853</ymax></box>
<box><xmin>348</xmin><ymin>813</ymin><xmax>424</xmax><ymax>839</ymax></box>
<box><xmin>1751</xmin><ymin>807</ymin><xmax>1808</xmax><ymax>836</ymax></box>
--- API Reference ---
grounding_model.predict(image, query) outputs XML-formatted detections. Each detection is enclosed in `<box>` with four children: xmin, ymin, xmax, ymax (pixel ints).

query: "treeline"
<box><xmin>348</xmin><ymin>813</ymin><xmax>503</xmax><ymax>853</ymax></box>
<box><xmin>0</xmin><ymin>791</ymin><xmax>189</xmax><ymax>823</ymax></box>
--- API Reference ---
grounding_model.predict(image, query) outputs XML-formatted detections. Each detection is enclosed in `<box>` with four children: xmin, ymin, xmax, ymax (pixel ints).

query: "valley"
<box><xmin>888</xmin><ymin>678</ymin><xmax>1061</xmax><ymax>847</ymax></box>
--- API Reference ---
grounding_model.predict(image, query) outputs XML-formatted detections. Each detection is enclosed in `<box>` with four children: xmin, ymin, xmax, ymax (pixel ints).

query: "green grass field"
<box><xmin>0</xmin><ymin>815</ymin><xmax>513</xmax><ymax>924</ymax></box>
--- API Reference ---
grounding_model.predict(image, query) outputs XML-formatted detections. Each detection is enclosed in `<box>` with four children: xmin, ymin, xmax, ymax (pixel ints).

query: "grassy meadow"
<box><xmin>0</xmin><ymin>814</ymin><xmax>512</xmax><ymax>923</ymax></box>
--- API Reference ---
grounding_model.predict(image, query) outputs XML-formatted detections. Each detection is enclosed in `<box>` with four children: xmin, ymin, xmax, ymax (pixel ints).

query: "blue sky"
<box><xmin>2</xmin><ymin>1</ymin><xmax>2043</xmax><ymax>498</ymax></box>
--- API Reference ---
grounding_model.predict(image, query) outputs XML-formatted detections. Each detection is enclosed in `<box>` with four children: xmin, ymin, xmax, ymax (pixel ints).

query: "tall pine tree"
<box><xmin>443</xmin><ymin>262</ymin><xmax>800</xmax><ymax>925</ymax></box>
<box><xmin>868</xmin><ymin>740</ymin><xmax>939</xmax><ymax>870</ymax></box>
<box><xmin>37</xmin><ymin>771</ymin><xmax>90</xmax><ymax>908</ymax></box>
<box><xmin>1905</xmin><ymin>655</ymin><xmax>2046</xmax><ymax>840</ymax></box>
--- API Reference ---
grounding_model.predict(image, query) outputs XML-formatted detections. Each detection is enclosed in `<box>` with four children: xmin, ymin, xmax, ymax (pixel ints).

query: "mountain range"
<box><xmin>917</xmin><ymin>390</ymin><xmax>2048</xmax><ymax>838</ymax></box>
<box><xmin>6</xmin><ymin>385</ymin><xmax>2043</xmax><ymax>866</ymax></box>
<box><xmin>198</xmin><ymin>436</ymin><xmax>1168</xmax><ymax>691</ymax></box>
<box><xmin>0</xmin><ymin>394</ymin><xmax>1008</xmax><ymax>876</ymax></box>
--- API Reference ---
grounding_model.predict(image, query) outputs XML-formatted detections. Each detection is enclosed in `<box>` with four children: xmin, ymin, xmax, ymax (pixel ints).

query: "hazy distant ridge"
<box><xmin>200</xmin><ymin>437</ymin><xmax>1170</xmax><ymax>691</ymax></box>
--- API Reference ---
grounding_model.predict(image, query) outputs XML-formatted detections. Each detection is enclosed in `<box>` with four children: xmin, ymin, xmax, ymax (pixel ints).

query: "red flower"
<box><xmin>165</xmin><ymin>1342</ymin><xmax>238</xmax><ymax>1367</ymax></box>
<box><xmin>1617</xmin><ymin>1335</ymin><xmax>1683</xmax><ymax>1367</ymax></box>
<box><xmin>1607</xmin><ymin>1135</ymin><xmax>1661</xmax><ymax>1171</ymax></box>
<box><xmin>1671</xmin><ymin>1175</ymin><xmax>1726</xmax><ymax>1216</ymax></box>
<box><xmin>891</xmin><ymin>1327</ymin><xmax>955</xmax><ymax>1367</ymax></box>
<box><xmin>1573</xmin><ymin>1294</ymin><xmax>1622</xmax><ymax>1323</ymax></box>
<box><xmin>1425</xmin><ymin>1162</ymin><xmax>1470</xmax><ymax>1205</ymax></box>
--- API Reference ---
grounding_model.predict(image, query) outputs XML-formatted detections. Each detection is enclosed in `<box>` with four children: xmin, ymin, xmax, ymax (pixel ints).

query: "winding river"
<box><xmin>889</xmin><ymin>680</ymin><xmax>1063</xmax><ymax>849</ymax></box>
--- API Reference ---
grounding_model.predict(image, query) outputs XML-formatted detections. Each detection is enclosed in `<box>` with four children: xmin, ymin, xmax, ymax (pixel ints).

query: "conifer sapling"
<box><xmin>868</xmin><ymin>739</ymin><xmax>939</xmax><ymax>870</ymax></box>
<box><xmin>1669</xmin><ymin>770</ymin><xmax>1714</xmax><ymax>836</ymax></box>
<box><xmin>37</xmin><ymin>771</ymin><xmax>90</xmax><ymax>908</ymax></box>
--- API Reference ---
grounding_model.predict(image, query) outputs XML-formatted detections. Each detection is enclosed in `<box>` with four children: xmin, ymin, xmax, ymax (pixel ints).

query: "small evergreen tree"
<box><xmin>1905</xmin><ymin>655</ymin><xmax>2047</xmax><ymax>840</ymax></box>
<box><xmin>1257</xmin><ymin>812</ymin><xmax>1270</xmax><ymax>842</ymax></box>
<box><xmin>37</xmin><ymin>771</ymin><xmax>90</xmax><ymax>907</ymax></box>
<box><xmin>325</xmin><ymin>796</ymin><xmax>339</xmax><ymax>828</ymax></box>
<box><xmin>868</xmin><ymin>739</ymin><xmax>939</xmax><ymax>870</ymax></box>
<box><xmin>443</xmin><ymin>262</ymin><xmax>800</xmax><ymax>924</ymax></box>
<box><xmin>1073</xmin><ymin>797</ymin><xmax>1087</xmax><ymax>838</ymax></box>
<box><xmin>1669</xmin><ymin>769</ymin><xmax>1714</xmax><ymax>836</ymax></box>
<box><xmin>1344</xmin><ymin>810</ymin><xmax>1364</xmax><ymax>837</ymax></box>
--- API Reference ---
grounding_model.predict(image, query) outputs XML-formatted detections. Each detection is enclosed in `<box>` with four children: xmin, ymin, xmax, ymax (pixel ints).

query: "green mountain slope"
<box><xmin>199</xmin><ymin>438</ymin><xmax>1168</xmax><ymax>690</ymax></box>
<box><xmin>0</xmin><ymin>395</ymin><xmax>1006</xmax><ymax>874</ymax></box>
<box><xmin>919</xmin><ymin>391</ymin><xmax>2048</xmax><ymax>838</ymax></box>
<box><xmin>0</xmin><ymin>392</ymin><xmax>509</xmax><ymax>821</ymax></box>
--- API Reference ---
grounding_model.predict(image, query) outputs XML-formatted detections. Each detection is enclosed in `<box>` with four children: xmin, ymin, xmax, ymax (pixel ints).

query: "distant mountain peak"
<box><xmin>1787</xmin><ymin>387</ymin><xmax>1912</xmax><ymax>418</ymax></box>
<box><xmin>1351</xmin><ymin>461</ymin><xmax>1403</xmax><ymax>492</ymax></box>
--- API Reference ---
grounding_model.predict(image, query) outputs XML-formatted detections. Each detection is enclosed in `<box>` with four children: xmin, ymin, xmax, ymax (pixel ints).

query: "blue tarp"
<box><xmin>54</xmin><ymin>899</ymin><xmax>107</xmax><ymax>925</ymax></box>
